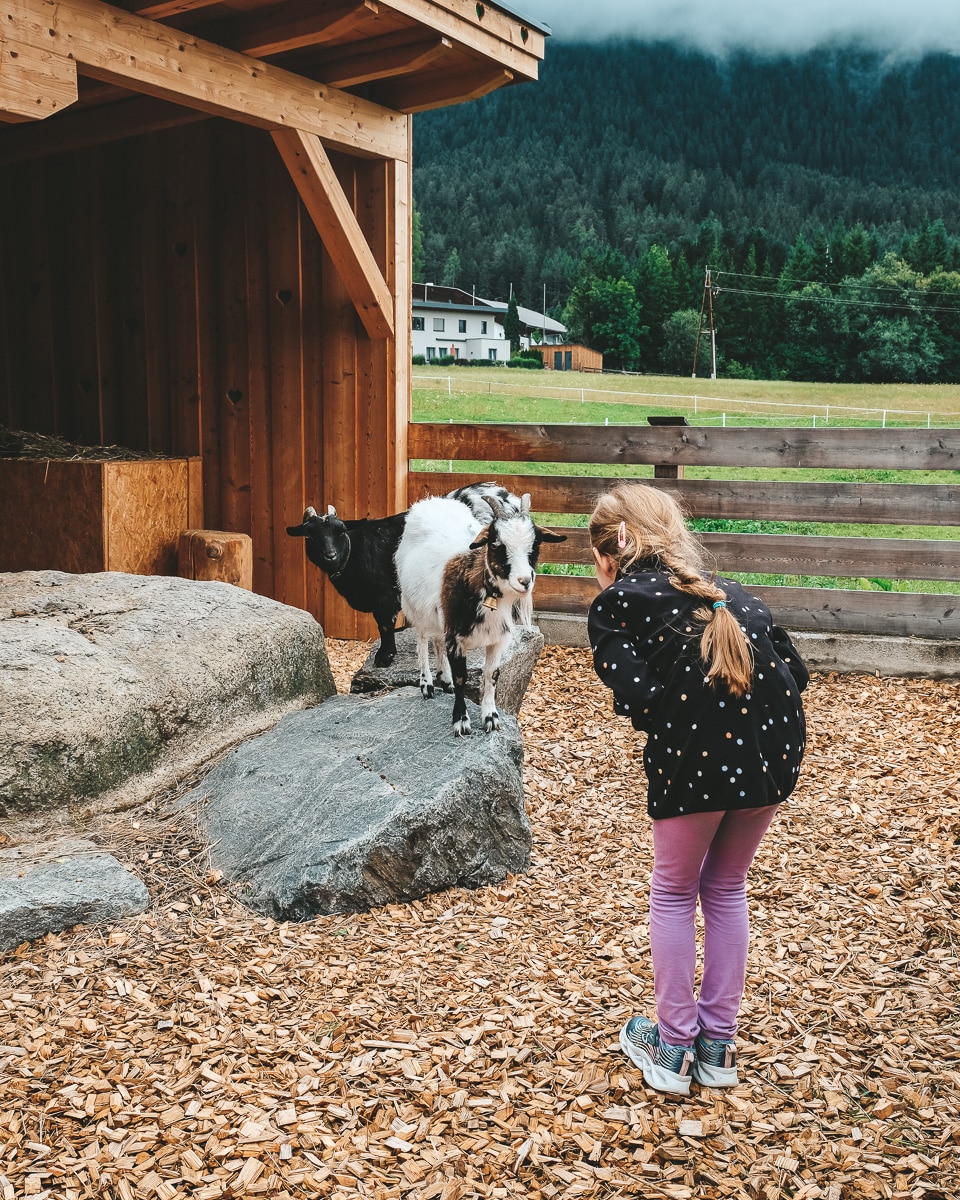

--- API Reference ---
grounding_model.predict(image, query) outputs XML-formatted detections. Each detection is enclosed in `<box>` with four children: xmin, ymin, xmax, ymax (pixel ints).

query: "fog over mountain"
<box><xmin>518</xmin><ymin>0</ymin><xmax>960</xmax><ymax>57</ymax></box>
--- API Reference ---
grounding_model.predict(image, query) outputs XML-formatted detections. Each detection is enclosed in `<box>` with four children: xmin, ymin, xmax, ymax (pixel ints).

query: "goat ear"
<box><xmin>326</xmin><ymin>504</ymin><xmax>337</xmax><ymax>517</ymax></box>
<box><xmin>539</xmin><ymin>527</ymin><xmax>567</xmax><ymax>543</ymax></box>
<box><xmin>469</xmin><ymin>525</ymin><xmax>491</xmax><ymax>550</ymax></box>
<box><xmin>286</xmin><ymin>522</ymin><xmax>308</xmax><ymax>537</ymax></box>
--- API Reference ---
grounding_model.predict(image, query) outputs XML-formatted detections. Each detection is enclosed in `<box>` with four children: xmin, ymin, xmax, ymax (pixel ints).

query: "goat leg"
<box><xmin>447</xmin><ymin>641</ymin><xmax>471</xmax><ymax>736</ymax></box>
<box><xmin>434</xmin><ymin>634</ymin><xmax>455</xmax><ymax>692</ymax></box>
<box><xmin>416</xmin><ymin>630</ymin><xmax>435</xmax><ymax>698</ymax></box>
<box><xmin>372</xmin><ymin>607</ymin><xmax>399</xmax><ymax>667</ymax></box>
<box><xmin>480</xmin><ymin>643</ymin><xmax>502</xmax><ymax>733</ymax></box>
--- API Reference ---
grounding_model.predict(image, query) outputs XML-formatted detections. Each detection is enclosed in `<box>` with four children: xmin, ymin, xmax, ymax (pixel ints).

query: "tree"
<box><xmin>504</xmin><ymin>294</ymin><xmax>521</xmax><ymax>355</ymax></box>
<box><xmin>411</xmin><ymin>203</ymin><xmax>424</xmax><ymax>282</ymax></box>
<box><xmin>442</xmin><ymin>247</ymin><xmax>461</xmax><ymax>288</ymax></box>
<box><xmin>661</xmin><ymin>309</ymin><xmax>701</xmax><ymax>376</ymax></box>
<box><xmin>564</xmin><ymin>276</ymin><xmax>643</xmax><ymax>371</ymax></box>
<box><xmin>781</xmin><ymin>284</ymin><xmax>851</xmax><ymax>381</ymax></box>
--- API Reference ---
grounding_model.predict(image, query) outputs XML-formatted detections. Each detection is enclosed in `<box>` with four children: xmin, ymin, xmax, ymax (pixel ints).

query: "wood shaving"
<box><xmin>1</xmin><ymin>641</ymin><xmax>958</xmax><ymax>1199</ymax></box>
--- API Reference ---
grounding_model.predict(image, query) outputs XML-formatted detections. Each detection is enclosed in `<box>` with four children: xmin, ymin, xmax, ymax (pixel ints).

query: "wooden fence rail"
<box><xmin>408</xmin><ymin>423</ymin><xmax>960</xmax><ymax>640</ymax></box>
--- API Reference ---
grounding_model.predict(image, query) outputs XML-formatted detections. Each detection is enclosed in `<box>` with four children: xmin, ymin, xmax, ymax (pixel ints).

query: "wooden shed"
<box><xmin>0</xmin><ymin>0</ymin><xmax>546</xmax><ymax>640</ymax></box>
<box><xmin>539</xmin><ymin>344</ymin><xmax>603</xmax><ymax>372</ymax></box>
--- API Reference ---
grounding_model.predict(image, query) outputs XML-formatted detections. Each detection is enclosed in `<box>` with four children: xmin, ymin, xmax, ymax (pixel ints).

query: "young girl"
<box><xmin>588</xmin><ymin>482</ymin><xmax>808</xmax><ymax>1096</ymax></box>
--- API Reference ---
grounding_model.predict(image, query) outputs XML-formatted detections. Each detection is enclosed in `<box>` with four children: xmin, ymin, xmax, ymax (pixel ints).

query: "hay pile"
<box><xmin>1</xmin><ymin>643</ymin><xmax>958</xmax><ymax>1200</ymax></box>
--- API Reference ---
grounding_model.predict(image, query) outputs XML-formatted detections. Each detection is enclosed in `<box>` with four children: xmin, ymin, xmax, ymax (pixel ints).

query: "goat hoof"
<box><xmin>483</xmin><ymin>712</ymin><xmax>501</xmax><ymax>733</ymax></box>
<box><xmin>421</xmin><ymin>683</ymin><xmax>434</xmax><ymax>699</ymax></box>
<box><xmin>441</xmin><ymin>680</ymin><xmax>456</xmax><ymax>694</ymax></box>
<box><xmin>374</xmin><ymin>651</ymin><xmax>395</xmax><ymax>668</ymax></box>
<box><xmin>453</xmin><ymin>717</ymin><xmax>472</xmax><ymax>737</ymax></box>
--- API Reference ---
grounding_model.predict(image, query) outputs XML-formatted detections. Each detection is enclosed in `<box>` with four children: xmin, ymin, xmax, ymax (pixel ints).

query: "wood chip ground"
<box><xmin>2</xmin><ymin>642</ymin><xmax>958</xmax><ymax>1199</ymax></box>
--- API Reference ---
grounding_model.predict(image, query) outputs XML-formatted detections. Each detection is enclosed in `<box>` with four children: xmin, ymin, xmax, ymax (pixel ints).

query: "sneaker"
<box><xmin>692</xmin><ymin>1033</ymin><xmax>738</xmax><ymax>1088</ymax></box>
<box><xmin>619</xmin><ymin>1016</ymin><xmax>695</xmax><ymax>1096</ymax></box>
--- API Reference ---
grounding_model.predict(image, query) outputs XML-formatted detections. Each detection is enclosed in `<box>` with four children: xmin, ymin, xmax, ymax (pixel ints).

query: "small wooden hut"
<box><xmin>0</xmin><ymin>0</ymin><xmax>546</xmax><ymax>639</ymax></box>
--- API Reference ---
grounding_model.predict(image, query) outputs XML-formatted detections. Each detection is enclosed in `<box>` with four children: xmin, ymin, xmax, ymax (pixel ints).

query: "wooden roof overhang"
<box><xmin>0</xmin><ymin>0</ymin><xmax>546</xmax><ymax>337</ymax></box>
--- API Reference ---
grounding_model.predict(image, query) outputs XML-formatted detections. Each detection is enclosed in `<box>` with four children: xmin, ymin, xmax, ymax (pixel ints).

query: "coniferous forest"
<box><xmin>412</xmin><ymin>42</ymin><xmax>960</xmax><ymax>381</ymax></box>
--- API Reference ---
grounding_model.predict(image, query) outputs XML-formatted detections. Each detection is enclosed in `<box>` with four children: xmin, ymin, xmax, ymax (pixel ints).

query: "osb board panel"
<box><xmin>103</xmin><ymin>460</ymin><xmax>192</xmax><ymax>575</ymax></box>
<box><xmin>0</xmin><ymin>460</ymin><xmax>105</xmax><ymax>573</ymax></box>
<box><xmin>0</xmin><ymin>458</ymin><xmax>199</xmax><ymax>576</ymax></box>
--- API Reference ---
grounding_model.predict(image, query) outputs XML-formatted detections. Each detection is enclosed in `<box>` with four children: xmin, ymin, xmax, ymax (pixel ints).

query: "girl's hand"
<box><xmin>593</xmin><ymin>547</ymin><xmax>618</xmax><ymax>590</ymax></box>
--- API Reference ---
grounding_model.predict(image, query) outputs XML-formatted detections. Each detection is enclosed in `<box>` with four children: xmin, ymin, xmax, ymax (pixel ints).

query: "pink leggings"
<box><xmin>649</xmin><ymin>805</ymin><xmax>780</xmax><ymax>1048</ymax></box>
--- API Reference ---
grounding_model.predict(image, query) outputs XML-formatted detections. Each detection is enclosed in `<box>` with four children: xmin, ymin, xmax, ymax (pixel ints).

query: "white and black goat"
<box><xmin>445</xmin><ymin>482</ymin><xmax>534</xmax><ymax>625</ymax></box>
<box><xmin>396</xmin><ymin>493</ymin><xmax>565</xmax><ymax>736</ymax></box>
<box><xmin>286</xmin><ymin>505</ymin><xmax>406</xmax><ymax>667</ymax></box>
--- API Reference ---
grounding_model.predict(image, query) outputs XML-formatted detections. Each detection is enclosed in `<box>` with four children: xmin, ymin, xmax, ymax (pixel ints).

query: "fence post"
<box><xmin>722</xmin><ymin>413</ymin><xmax>726</xmax><ymax>427</ymax></box>
<box><xmin>882</xmin><ymin>410</ymin><xmax>887</xmax><ymax>428</ymax></box>
<box><xmin>448</xmin><ymin>376</ymin><xmax>452</xmax><ymax>396</ymax></box>
<box><xmin>812</xmin><ymin>415</ymin><xmax>817</xmax><ymax>427</ymax></box>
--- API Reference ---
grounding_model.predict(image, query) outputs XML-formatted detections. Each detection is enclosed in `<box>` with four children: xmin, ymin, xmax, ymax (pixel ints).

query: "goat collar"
<box><xmin>329</xmin><ymin>533</ymin><xmax>351</xmax><ymax>581</ymax></box>
<box><xmin>482</xmin><ymin>560</ymin><xmax>503</xmax><ymax>610</ymax></box>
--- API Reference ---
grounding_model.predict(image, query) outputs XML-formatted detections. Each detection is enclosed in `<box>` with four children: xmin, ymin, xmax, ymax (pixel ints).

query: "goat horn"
<box><xmin>326</xmin><ymin>504</ymin><xmax>337</xmax><ymax>517</ymax></box>
<box><xmin>520</xmin><ymin>493</ymin><xmax>532</xmax><ymax>515</ymax></box>
<box><xmin>303</xmin><ymin>505</ymin><xmax>318</xmax><ymax>520</ymax></box>
<box><xmin>483</xmin><ymin>494</ymin><xmax>505</xmax><ymax>518</ymax></box>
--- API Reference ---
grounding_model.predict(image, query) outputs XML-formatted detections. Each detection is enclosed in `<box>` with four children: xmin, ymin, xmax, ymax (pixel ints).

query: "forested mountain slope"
<box><xmin>412</xmin><ymin>43</ymin><xmax>960</xmax><ymax>382</ymax></box>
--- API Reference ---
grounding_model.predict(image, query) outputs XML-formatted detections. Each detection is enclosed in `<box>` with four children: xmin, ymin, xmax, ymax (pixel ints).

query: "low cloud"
<box><xmin>519</xmin><ymin>0</ymin><xmax>960</xmax><ymax>57</ymax></box>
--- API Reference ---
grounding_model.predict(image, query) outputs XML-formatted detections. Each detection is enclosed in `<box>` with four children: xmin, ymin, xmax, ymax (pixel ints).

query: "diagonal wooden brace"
<box><xmin>272</xmin><ymin>127</ymin><xmax>395</xmax><ymax>341</ymax></box>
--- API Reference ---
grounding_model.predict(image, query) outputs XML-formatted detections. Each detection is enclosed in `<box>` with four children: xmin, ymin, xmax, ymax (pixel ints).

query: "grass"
<box><xmin>411</xmin><ymin>367</ymin><xmax>960</xmax><ymax>594</ymax></box>
<box><xmin>412</xmin><ymin>365</ymin><xmax>960</xmax><ymax>426</ymax></box>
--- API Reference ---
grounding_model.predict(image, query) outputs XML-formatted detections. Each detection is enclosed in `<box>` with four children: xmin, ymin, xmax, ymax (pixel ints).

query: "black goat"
<box><xmin>286</xmin><ymin>505</ymin><xmax>406</xmax><ymax>667</ymax></box>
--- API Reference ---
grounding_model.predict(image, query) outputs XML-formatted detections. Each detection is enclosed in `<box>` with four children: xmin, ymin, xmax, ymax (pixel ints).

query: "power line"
<box><xmin>713</xmin><ymin>283</ymin><xmax>960</xmax><ymax>317</ymax></box>
<box><xmin>715</xmin><ymin>267</ymin><xmax>960</xmax><ymax>302</ymax></box>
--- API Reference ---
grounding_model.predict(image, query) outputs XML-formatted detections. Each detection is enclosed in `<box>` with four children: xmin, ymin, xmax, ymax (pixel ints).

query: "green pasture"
<box><xmin>411</xmin><ymin>369</ymin><xmax>960</xmax><ymax>593</ymax></box>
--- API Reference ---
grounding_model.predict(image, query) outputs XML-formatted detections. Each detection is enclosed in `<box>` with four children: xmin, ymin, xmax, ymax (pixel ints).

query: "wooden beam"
<box><xmin>3</xmin><ymin>0</ymin><xmax>408</xmax><ymax>158</ymax></box>
<box><xmin>0</xmin><ymin>27</ymin><xmax>78</xmax><ymax>122</ymax></box>
<box><xmin>0</xmin><ymin>95</ymin><xmax>208</xmax><ymax>161</ymax></box>
<box><xmin>271</xmin><ymin>126</ymin><xmax>394</xmax><ymax>340</ymax></box>
<box><xmin>318</xmin><ymin>36</ymin><xmax>451</xmax><ymax>88</ymax></box>
<box><xmin>230</xmin><ymin>0</ymin><xmax>380</xmax><ymax>60</ymax></box>
<box><xmin>375</xmin><ymin>0</ymin><xmax>543</xmax><ymax>79</ymax></box>
<box><xmin>375</xmin><ymin>63</ymin><xmax>512</xmax><ymax>111</ymax></box>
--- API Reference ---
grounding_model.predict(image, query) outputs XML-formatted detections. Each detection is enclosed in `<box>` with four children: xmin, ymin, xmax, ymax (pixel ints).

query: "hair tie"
<box><xmin>617</xmin><ymin>521</ymin><xmax>627</xmax><ymax>549</ymax></box>
<box><xmin>712</xmin><ymin>600</ymin><xmax>727</xmax><ymax>610</ymax></box>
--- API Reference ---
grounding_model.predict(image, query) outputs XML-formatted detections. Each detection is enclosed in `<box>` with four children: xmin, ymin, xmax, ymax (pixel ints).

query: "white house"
<box><xmin>412</xmin><ymin>284</ymin><xmax>567</xmax><ymax>361</ymax></box>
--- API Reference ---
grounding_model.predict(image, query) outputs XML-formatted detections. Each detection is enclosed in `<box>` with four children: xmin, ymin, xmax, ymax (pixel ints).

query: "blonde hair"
<box><xmin>589</xmin><ymin>482</ymin><xmax>754</xmax><ymax>696</ymax></box>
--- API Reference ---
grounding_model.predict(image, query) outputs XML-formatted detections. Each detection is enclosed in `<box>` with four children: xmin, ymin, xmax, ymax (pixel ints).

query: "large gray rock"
<box><xmin>0</xmin><ymin>836</ymin><xmax>149</xmax><ymax>952</ymax></box>
<box><xmin>199</xmin><ymin>688</ymin><xmax>530</xmax><ymax>920</ymax></box>
<box><xmin>350</xmin><ymin>624</ymin><xmax>544</xmax><ymax>715</ymax></box>
<box><xmin>0</xmin><ymin>571</ymin><xmax>335</xmax><ymax>817</ymax></box>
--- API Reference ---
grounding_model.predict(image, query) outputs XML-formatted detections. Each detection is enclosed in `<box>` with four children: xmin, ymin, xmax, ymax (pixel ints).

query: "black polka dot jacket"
<box><xmin>588</xmin><ymin>564</ymin><xmax>809</xmax><ymax>820</ymax></box>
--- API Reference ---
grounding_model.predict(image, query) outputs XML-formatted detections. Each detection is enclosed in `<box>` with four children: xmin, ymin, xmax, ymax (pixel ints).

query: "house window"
<box><xmin>433</xmin><ymin>318</ymin><xmax>445</xmax><ymax>332</ymax></box>
<box><xmin>458</xmin><ymin>319</ymin><xmax>467</xmax><ymax>333</ymax></box>
<box><xmin>426</xmin><ymin>346</ymin><xmax>436</xmax><ymax>360</ymax></box>
<box><xmin>481</xmin><ymin>320</ymin><xmax>488</xmax><ymax>334</ymax></box>
<box><xmin>488</xmin><ymin>349</ymin><xmax>497</xmax><ymax>361</ymax></box>
<box><xmin>412</xmin><ymin>316</ymin><xmax>424</xmax><ymax>331</ymax></box>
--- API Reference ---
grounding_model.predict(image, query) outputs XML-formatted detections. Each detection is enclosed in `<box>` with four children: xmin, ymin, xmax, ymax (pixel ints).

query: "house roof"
<box><xmin>1</xmin><ymin>0</ymin><xmax>547</xmax><ymax>163</ymax></box>
<box><xmin>412</xmin><ymin>283</ymin><xmax>566</xmax><ymax>334</ymax></box>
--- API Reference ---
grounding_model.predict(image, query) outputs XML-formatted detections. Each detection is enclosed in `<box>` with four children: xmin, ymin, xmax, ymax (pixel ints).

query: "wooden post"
<box><xmin>178</xmin><ymin>529</ymin><xmax>253</xmax><ymax>589</ymax></box>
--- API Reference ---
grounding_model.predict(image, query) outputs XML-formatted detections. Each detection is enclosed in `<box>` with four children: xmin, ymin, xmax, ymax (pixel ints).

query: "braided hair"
<box><xmin>589</xmin><ymin>482</ymin><xmax>754</xmax><ymax>696</ymax></box>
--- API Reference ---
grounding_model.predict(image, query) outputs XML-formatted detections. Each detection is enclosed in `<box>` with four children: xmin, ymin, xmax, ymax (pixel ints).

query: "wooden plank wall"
<box><xmin>0</xmin><ymin>119</ymin><xmax>407</xmax><ymax>640</ymax></box>
<box><xmin>408</xmin><ymin>423</ymin><xmax>960</xmax><ymax>639</ymax></box>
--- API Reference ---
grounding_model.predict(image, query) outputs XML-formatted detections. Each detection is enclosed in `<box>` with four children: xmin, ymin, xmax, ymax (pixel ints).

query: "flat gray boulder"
<box><xmin>0</xmin><ymin>836</ymin><xmax>148</xmax><ymax>952</ymax></box>
<box><xmin>351</xmin><ymin>624</ymin><xmax>544</xmax><ymax>715</ymax></box>
<box><xmin>199</xmin><ymin>688</ymin><xmax>530</xmax><ymax>919</ymax></box>
<box><xmin>0</xmin><ymin>571</ymin><xmax>335</xmax><ymax>818</ymax></box>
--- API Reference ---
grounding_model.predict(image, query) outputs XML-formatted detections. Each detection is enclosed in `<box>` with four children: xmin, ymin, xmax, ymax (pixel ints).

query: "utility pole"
<box><xmin>692</xmin><ymin>267</ymin><xmax>717</xmax><ymax>379</ymax></box>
